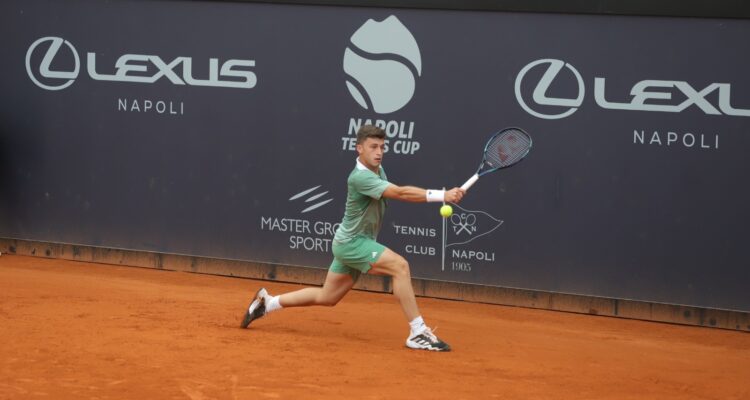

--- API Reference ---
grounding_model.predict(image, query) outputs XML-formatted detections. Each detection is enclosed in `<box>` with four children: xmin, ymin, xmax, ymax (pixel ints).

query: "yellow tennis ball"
<box><xmin>440</xmin><ymin>204</ymin><xmax>453</xmax><ymax>218</ymax></box>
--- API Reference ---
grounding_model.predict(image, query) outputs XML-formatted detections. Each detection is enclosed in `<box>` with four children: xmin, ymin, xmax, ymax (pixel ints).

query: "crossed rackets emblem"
<box><xmin>450</xmin><ymin>213</ymin><xmax>477</xmax><ymax>235</ymax></box>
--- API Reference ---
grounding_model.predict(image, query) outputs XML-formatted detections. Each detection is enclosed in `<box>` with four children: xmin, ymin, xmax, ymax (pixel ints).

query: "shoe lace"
<box><xmin>421</xmin><ymin>326</ymin><xmax>439</xmax><ymax>342</ymax></box>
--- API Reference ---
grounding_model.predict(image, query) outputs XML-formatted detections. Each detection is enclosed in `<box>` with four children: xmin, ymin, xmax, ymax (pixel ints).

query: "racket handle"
<box><xmin>460</xmin><ymin>174</ymin><xmax>479</xmax><ymax>191</ymax></box>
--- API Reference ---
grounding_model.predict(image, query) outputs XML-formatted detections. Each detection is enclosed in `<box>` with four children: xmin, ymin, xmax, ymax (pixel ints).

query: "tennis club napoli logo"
<box><xmin>26</xmin><ymin>37</ymin><xmax>81</xmax><ymax>91</ymax></box>
<box><xmin>515</xmin><ymin>58</ymin><xmax>584</xmax><ymax>120</ymax></box>
<box><xmin>343</xmin><ymin>16</ymin><xmax>422</xmax><ymax>114</ymax></box>
<box><xmin>446</xmin><ymin>206</ymin><xmax>503</xmax><ymax>248</ymax></box>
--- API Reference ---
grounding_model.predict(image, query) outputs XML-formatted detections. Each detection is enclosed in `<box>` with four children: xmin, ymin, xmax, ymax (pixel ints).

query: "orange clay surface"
<box><xmin>1</xmin><ymin>255</ymin><xmax>749</xmax><ymax>400</ymax></box>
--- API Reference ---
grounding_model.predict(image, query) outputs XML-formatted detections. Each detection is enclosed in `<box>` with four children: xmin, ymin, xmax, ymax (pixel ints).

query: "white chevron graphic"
<box><xmin>289</xmin><ymin>185</ymin><xmax>334</xmax><ymax>214</ymax></box>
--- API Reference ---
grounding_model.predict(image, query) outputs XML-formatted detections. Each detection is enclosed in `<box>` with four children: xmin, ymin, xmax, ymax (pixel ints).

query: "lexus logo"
<box><xmin>25</xmin><ymin>36</ymin><xmax>257</xmax><ymax>91</ymax></box>
<box><xmin>515</xmin><ymin>58</ymin><xmax>750</xmax><ymax>119</ymax></box>
<box><xmin>514</xmin><ymin>58</ymin><xmax>584</xmax><ymax>120</ymax></box>
<box><xmin>26</xmin><ymin>37</ymin><xmax>80</xmax><ymax>91</ymax></box>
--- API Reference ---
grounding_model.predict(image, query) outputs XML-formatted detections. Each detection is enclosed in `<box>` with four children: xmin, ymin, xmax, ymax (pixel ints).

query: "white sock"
<box><xmin>265</xmin><ymin>295</ymin><xmax>282</xmax><ymax>314</ymax></box>
<box><xmin>409</xmin><ymin>316</ymin><xmax>426</xmax><ymax>336</ymax></box>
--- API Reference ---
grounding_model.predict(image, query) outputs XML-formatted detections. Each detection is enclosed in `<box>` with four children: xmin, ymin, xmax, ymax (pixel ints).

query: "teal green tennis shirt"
<box><xmin>333</xmin><ymin>159</ymin><xmax>390</xmax><ymax>243</ymax></box>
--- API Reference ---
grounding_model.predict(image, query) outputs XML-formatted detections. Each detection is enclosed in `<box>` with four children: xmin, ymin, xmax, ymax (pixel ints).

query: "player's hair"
<box><xmin>356</xmin><ymin>125</ymin><xmax>386</xmax><ymax>144</ymax></box>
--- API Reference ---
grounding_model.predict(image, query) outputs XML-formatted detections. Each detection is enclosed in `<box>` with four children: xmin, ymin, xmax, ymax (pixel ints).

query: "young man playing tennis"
<box><xmin>241</xmin><ymin>125</ymin><xmax>465</xmax><ymax>351</ymax></box>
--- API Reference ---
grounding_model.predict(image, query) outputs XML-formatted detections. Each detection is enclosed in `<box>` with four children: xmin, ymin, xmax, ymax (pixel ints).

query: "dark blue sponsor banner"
<box><xmin>1</xmin><ymin>0</ymin><xmax>749</xmax><ymax>311</ymax></box>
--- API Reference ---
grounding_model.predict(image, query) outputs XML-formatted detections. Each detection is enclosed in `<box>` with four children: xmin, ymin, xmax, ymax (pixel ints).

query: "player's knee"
<box><xmin>394</xmin><ymin>258</ymin><xmax>411</xmax><ymax>278</ymax></box>
<box><xmin>317</xmin><ymin>294</ymin><xmax>340</xmax><ymax>307</ymax></box>
<box><xmin>322</xmin><ymin>297</ymin><xmax>339</xmax><ymax>307</ymax></box>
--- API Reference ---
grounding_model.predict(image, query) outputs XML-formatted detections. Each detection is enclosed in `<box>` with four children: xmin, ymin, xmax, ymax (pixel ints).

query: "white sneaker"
<box><xmin>240</xmin><ymin>288</ymin><xmax>268</xmax><ymax>328</ymax></box>
<box><xmin>405</xmin><ymin>327</ymin><xmax>451</xmax><ymax>352</ymax></box>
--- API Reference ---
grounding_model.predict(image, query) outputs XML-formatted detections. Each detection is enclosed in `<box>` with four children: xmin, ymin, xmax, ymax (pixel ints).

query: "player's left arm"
<box><xmin>382</xmin><ymin>184</ymin><xmax>465</xmax><ymax>203</ymax></box>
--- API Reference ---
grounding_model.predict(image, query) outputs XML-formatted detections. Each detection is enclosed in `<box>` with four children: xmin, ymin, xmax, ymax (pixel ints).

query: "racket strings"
<box><xmin>484</xmin><ymin>129</ymin><xmax>531</xmax><ymax>169</ymax></box>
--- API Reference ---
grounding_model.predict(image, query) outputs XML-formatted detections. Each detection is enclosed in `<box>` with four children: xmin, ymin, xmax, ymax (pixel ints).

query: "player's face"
<box><xmin>357</xmin><ymin>137</ymin><xmax>385</xmax><ymax>171</ymax></box>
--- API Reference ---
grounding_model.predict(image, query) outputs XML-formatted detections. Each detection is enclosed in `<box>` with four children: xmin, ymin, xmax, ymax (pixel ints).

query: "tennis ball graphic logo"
<box><xmin>344</xmin><ymin>16</ymin><xmax>422</xmax><ymax>114</ymax></box>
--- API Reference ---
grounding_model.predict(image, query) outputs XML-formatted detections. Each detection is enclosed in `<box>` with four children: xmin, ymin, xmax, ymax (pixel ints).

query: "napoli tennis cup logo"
<box><xmin>343</xmin><ymin>16</ymin><xmax>422</xmax><ymax>114</ymax></box>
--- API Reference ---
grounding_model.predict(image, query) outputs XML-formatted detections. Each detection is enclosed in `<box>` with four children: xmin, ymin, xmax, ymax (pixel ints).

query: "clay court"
<box><xmin>0</xmin><ymin>255</ymin><xmax>748</xmax><ymax>399</ymax></box>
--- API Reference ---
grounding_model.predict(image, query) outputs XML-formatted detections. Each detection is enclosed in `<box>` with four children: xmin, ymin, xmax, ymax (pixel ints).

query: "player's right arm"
<box><xmin>382</xmin><ymin>184</ymin><xmax>464</xmax><ymax>203</ymax></box>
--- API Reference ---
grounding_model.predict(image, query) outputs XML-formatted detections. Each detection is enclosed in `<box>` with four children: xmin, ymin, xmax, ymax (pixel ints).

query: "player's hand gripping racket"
<box><xmin>460</xmin><ymin>127</ymin><xmax>532</xmax><ymax>191</ymax></box>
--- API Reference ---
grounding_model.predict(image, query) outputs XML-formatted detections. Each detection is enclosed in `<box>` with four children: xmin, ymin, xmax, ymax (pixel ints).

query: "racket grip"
<box><xmin>460</xmin><ymin>174</ymin><xmax>479</xmax><ymax>191</ymax></box>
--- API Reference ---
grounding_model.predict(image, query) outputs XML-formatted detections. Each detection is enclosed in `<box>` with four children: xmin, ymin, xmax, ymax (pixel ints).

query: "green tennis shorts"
<box><xmin>329</xmin><ymin>235</ymin><xmax>386</xmax><ymax>280</ymax></box>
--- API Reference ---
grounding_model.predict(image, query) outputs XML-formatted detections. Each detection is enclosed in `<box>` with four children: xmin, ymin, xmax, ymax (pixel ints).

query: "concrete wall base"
<box><xmin>2</xmin><ymin>238</ymin><xmax>747</xmax><ymax>332</ymax></box>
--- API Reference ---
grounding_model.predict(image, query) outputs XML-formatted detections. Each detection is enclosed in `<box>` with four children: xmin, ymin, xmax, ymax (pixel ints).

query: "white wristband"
<box><xmin>426</xmin><ymin>189</ymin><xmax>445</xmax><ymax>202</ymax></box>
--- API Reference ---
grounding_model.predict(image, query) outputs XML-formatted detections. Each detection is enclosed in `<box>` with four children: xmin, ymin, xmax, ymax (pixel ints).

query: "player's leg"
<box><xmin>277</xmin><ymin>270</ymin><xmax>354</xmax><ymax>308</ymax></box>
<box><xmin>240</xmin><ymin>267</ymin><xmax>355</xmax><ymax>328</ymax></box>
<box><xmin>368</xmin><ymin>249</ymin><xmax>419</xmax><ymax>321</ymax></box>
<box><xmin>369</xmin><ymin>248</ymin><xmax>451</xmax><ymax>351</ymax></box>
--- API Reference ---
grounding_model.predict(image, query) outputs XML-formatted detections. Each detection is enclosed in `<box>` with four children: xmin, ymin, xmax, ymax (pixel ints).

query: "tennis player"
<box><xmin>241</xmin><ymin>125</ymin><xmax>465</xmax><ymax>351</ymax></box>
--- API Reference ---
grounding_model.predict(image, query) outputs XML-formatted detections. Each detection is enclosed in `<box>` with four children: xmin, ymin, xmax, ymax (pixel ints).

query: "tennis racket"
<box><xmin>460</xmin><ymin>127</ymin><xmax>532</xmax><ymax>191</ymax></box>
